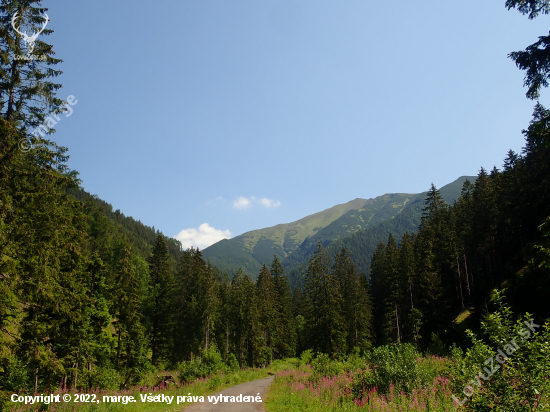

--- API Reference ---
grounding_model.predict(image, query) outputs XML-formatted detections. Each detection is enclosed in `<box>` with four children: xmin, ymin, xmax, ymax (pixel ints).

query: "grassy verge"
<box><xmin>4</xmin><ymin>360</ymin><xmax>293</xmax><ymax>412</ymax></box>
<box><xmin>265</xmin><ymin>356</ymin><xmax>457</xmax><ymax>412</ymax></box>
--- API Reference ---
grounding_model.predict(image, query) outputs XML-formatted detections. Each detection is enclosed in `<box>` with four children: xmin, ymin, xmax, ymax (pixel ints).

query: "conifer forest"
<box><xmin>1</xmin><ymin>0</ymin><xmax>550</xmax><ymax>411</ymax></box>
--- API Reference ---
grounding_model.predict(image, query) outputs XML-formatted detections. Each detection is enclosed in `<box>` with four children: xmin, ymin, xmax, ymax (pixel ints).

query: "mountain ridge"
<box><xmin>203</xmin><ymin>176</ymin><xmax>475</xmax><ymax>279</ymax></box>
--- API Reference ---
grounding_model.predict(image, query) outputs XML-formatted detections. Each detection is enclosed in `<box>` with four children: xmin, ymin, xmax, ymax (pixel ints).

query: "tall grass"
<box><xmin>265</xmin><ymin>354</ymin><xmax>457</xmax><ymax>411</ymax></box>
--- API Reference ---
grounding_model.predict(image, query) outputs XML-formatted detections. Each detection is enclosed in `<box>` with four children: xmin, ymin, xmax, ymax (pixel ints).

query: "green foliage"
<box><xmin>310</xmin><ymin>353</ymin><xmax>344</xmax><ymax>378</ymax></box>
<box><xmin>334</xmin><ymin>248</ymin><xmax>374</xmax><ymax>351</ymax></box>
<box><xmin>256</xmin><ymin>264</ymin><xmax>278</xmax><ymax>365</ymax></box>
<box><xmin>354</xmin><ymin>344</ymin><xmax>424</xmax><ymax>395</ymax></box>
<box><xmin>0</xmin><ymin>355</ymin><xmax>30</xmax><ymax>393</ymax></box>
<box><xmin>173</xmin><ymin>248</ymin><xmax>220</xmax><ymax>364</ymax></box>
<box><xmin>367</xmin><ymin>116</ymin><xmax>550</xmax><ymax>349</ymax></box>
<box><xmin>85</xmin><ymin>366</ymin><xmax>123</xmax><ymax>391</ymax></box>
<box><xmin>147</xmin><ymin>234</ymin><xmax>176</xmax><ymax>366</ymax></box>
<box><xmin>426</xmin><ymin>332</ymin><xmax>449</xmax><ymax>356</ymax></box>
<box><xmin>506</xmin><ymin>0</ymin><xmax>550</xmax><ymax>19</ymax></box>
<box><xmin>177</xmin><ymin>347</ymin><xmax>228</xmax><ymax>383</ymax></box>
<box><xmin>3</xmin><ymin>0</ymin><xmax>550</xmax><ymax>397</ymax></box>
<box><xmin>507</xmin><ymin>0</ymin><xmax>550</xmax><ymax>99</ymax></box>
<box><xmin>299</xmin><ymin>349</ymin><xmax>314</xmax><ymax>367</ymax></box>
<box><xmin>66</xmin><ymin>187</ymin><xmax>184</xmax><ymax>262</ymax></box>
<box><xmin>225</xmin><ymin>353</ymin><xmax>240</xmax><ymax>372</ymax></box>
<box><xmin>448</xmin><ymin>291</ymin><xmax>550</xmax><ymax>410</ymax></box>
<box><xmin>303</xmin><ymin>243</ymin><xmax>347</xmax><ymax>357</ymax></box>
<box><xmin>342</xmin><ymin>347</ymin><xmax>368</xmax><ymax>372</ymax></box>
<box><xmin>271</xmin><ymin>256</ymin><xmax>297</xmax><ymax>358</ymax></box>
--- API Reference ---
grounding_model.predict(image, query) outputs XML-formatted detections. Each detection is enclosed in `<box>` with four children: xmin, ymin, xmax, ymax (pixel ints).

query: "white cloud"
<box><xmin>259</xmin><ymin>197</ymin><xmax>281</xmax><ymax>208</ymax></box>
<box><xmin>233</xmin><ymin>196</ymin><xmax>252</xmax><ymax>210</ymax></box>
<box><xmin>175</xmin><ymin>223</ymin><xmax>231</xmax><ymax>249</ymax></box>
<box><xmin>232</xmin><ymin>196</ymin><xmax>281</xmax><ymax>209</ymax></box>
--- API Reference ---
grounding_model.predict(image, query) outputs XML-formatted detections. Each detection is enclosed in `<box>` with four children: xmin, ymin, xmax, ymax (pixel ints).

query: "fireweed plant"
<box><xmin>265</xmin><ymin>346</ymin><xmax>455</xmax><ymax>411</ymax></box>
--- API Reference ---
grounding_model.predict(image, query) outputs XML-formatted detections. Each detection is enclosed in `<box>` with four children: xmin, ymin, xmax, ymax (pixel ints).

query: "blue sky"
<box><xmin>46</xmin><ymin>0</ymin><xmax>548</xmax><ymax>249</ymax></box>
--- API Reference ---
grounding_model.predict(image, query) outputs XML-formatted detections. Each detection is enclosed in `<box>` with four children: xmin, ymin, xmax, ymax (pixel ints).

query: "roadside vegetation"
<box><xmin>265</xmin><ymin>298</ymin><xmax>550</xmax><ymax>411</ymax></box>
<box><xmin>266</xmin><ymin>349</ymin><xmax>454</xmax><ymax>411</ymax></box>
<box><xmin>2</xmin><ymin>354</ymin><xmax>294</xmax><ymax>412</ymax></box>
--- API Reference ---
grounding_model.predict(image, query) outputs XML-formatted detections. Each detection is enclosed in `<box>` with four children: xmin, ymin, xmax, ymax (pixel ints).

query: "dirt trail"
<box><xmin>183</xmin><ymin>375</ymin><xmax>274</xmax><ymax>411</ymax></box>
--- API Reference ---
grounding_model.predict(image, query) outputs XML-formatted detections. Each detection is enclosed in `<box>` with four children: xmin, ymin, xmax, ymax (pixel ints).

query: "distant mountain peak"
<box><xmin>203</xmin><ymin>176</ymin><xmax>475</xmax><ymax>280</ymax></box>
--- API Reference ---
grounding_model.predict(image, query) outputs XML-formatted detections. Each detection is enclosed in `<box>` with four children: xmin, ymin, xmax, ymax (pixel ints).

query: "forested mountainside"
<box><xmin>65</xmin><ymin>187</ymin><xmax>184</xmax><ymax>265</ymax></box>
<box><xmin>204</xmin><ymin>176</ymin><xmax>473</xmax><ymax>282</ymax></box>
<box><xmin>286</xmin><ymin>176</ymin><xmax>473</xmax><ymax>287</ymax></box>
<box><xmin>202</xmin><ymin>197</ymin><xmax>376</xmax><ymax>276</ymax></box>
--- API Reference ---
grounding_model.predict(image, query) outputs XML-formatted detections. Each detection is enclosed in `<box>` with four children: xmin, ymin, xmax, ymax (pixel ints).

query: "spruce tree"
<box><xmin>369</xmin><ymin>241</ymin><xmax>388</xmax><ymax>345</ymax></box>
<box><xmin>398</xmin><ymin>233</ymin><xmax>421</xmax><ymax>345</ymax></box>
<box><xmin>230</xmin><ymin>269</ymin><xmax>261</xmax><ymax>367</ymax></box>
<box><xmin>383</xmin><ymin>234</ymin><xmax>403</xmax><ymax>343</ymax></box>
<box><xmin>147</xmin><ymin>234</ymin><xmax>174</xmax><ymax>366</ymax></box>
<box><xmin>174</xmin><ymin>248</ymin><xmax>219</xmax><ymax>360</ymax></box>
<box><xmin>80</xmin><ymin>253</ymin><xmax>112</xmax><ymax>388</ymax></box>
<box><xmin>333</xmin><ymin>248</ymin><xmax>374</xmax><ymax>351</ymax></box>
<box><xmin>507</xmin><ymin>0</ymin><xmax>550</xmax><ymax>99</ymax></box>
<box><xmin>415</xmin><ymin>184</ymin><xmax>454</xmax><ymax>344</ymax></box>
<box><xmin>215</xmin><ymin>281</ymin><xmax>232</xmax><ymax>361</ymax></box>
<box><xmin>256</xmin><ymin>264</ymin><xmax>277</xmax><ymax>365</ymax></box>
<box><xmin>202</xmin><ymin>262</ymin><xmax>220</xmax><ymax>353</ymax></box>
<box><xmin>303</xmin><ymin>243</ymin><xmax>347</xmax><ymax>357</ymax></box>
<box><xmin>0</xmin><ymin>0</ymin><xmax>66</xmax><ymax>160</ymax></box>
<box><xmin>270</xmin><ymin>255</ymin><xmax>296</xmax><ymax>358</ymax></box>
<box><xmin>112</xmin><ymin>245</ymin><xmax>148</xmax><ymax>384</ymax></box>
<box><xmin>0</xmin><ymin>0</ymin><xmax>87</xmax><ymax>391</ymax></box>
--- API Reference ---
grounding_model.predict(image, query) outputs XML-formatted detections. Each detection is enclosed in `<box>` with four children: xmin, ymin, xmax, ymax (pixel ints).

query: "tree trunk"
<box><xmin>456</xmin><ymin>256</ymin><xmax>464</xmax><ymax>308</ymax></box>
<box><xmin>6</xmin><ymin>60</ymin><xmax>18</xmax><ymax>121</ymax></box>
<box><xmin>205</xmin><ymin>314</ymin><xmax>210</xmax><ymax>351</ymax></box>
<box><xmin>116</xmin><ymin>329</ymin><xmax>122</xmax><ymax>368</ymax></box>
<box><xmin>395</xmin><ymin>303</ymin><xmax>401</xmax><ymax>343</ymax></box>
<box><xmin>74</xmin><ymin>348</ymin><xmax>80</xmax><ymax>389</ymax></box>
<box><xmin>463</xmin><ymin>253</ymin><xmax>471</xmax><ymax>296</ymax></box>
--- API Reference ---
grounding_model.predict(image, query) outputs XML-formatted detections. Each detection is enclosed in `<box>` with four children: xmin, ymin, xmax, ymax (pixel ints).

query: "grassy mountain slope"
<box><xmin>203</xmin><ymin>198</ymin><xmax>369</xmax><ymax>276</ymax></box>
<box><xmin>282</xmin><ymin>193</ymin><xmax>417</xmax><ymax>270</ymax></box>
<box><xmin>204</xmin><ymin>176</ymin><xmax>474</xmax><ymax>279</ymax></box>
<box><xmin>287</xmin><ymin>176</ymin><xmax>474</xmax><ymax>287</ymax></box>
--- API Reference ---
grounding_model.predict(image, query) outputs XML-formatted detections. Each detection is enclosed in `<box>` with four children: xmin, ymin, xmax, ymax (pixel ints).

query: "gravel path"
<box><xmin>183</xmin><ymin>375</ymin><xmax>274</xmax><ymax>411</ymax></box>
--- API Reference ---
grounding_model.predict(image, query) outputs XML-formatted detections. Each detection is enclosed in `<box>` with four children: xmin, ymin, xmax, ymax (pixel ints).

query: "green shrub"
<box><xmin>86</xmin><ymin>366</ymin><xmax>123</xmax><ymax>390</ymax></box>
<box><xmin>311</xmin><ymin>353</ymin><xmax>344</xmax><ymax>378</ymax></box>
<box><xmin>208</xmin><ymin>375</ymin><xmax>222</xmax><ymax>390</ymax></box>
<box><xmin>0</xmin><ymin>355</ymin><xmax>30</xmax><ymax>393</ymax></box>
<box><xmin>354</xmin><ymin>343</ymin><xmax>422</xmax><ymax>395</ymax></box>
<box><xmin>225</xmin><ymin>353</ymin><xmax>240</xmax><ymax>372</ymax></box>
<box><xmin>177</xmin><ymin>347</ymin><xmax>228</xmax><ymax>382</ymax></box>
<box><xmin>201</xmin><ymin>346</ymin><xmax>225</xmax><ymax>375</ymax></box>
<box><xmin>177</xmin><ymin>356</ymin><xmax>203</xmax><ymax>382</ymax></box>
<box><xmin>425</xmin><ymin>332</ymin><xmax>449</xmax><ymax>356</ymax></box>
<box><xmin>448</xmin><ymin>290</ymin><xmax>550</xmax><ymax>410</ymax></box>
<box><xmin>299</xmin><ymin>349</ymin><xmax>314</xmax><ymax>367</ymax></box>
<box><xmin>343</xmin><ymin>347</ymin><xmax>368</xmax><ymax>373</ymax></box>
